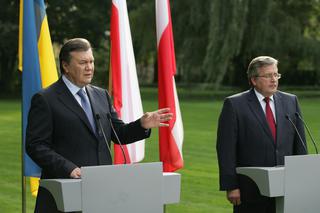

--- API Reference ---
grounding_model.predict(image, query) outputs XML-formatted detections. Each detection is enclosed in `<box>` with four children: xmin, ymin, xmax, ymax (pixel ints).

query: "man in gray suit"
<box><xmin>216</xmin><ymin>56</ymin><xmax>307</xmax><ymax>213</ymax></box>
<box><xmin>26</xmin><ymin>38</ymin><xmax>173</xmax><ymax>213</ymax></box>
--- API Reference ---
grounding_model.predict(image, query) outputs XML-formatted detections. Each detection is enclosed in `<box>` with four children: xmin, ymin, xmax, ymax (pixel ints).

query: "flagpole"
<box><xmin>19</xmin><ymin>0</ymin><xmax>27</xmax><ymax>211</ymax></box>
<box><xmin>21</xmin><ymin>97</ymin><xmax>26</xmax><ymax>213</ymax></box>
<box><xmin>22</xmin><ymin>177</ymin><xmax>26</xmax><ymax>213</ymax></box>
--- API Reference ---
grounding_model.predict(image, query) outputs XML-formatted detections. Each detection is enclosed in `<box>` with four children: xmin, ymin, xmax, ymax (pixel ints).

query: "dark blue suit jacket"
<box><xmin>216</xmin><ymin>89</ymin><xmax>307</xmax><ymax>202</ymax></box>
<box><xmin>26</xmin><ymin>78</ymin><xmax>150</xmax><ymax>212</ymax></box>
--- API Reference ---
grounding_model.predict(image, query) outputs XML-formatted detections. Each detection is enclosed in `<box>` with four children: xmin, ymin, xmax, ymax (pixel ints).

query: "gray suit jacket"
<box><xmin>216</xmin><ymin>89</ymin><xmax>306</xmax><ymax>201</ymax></box>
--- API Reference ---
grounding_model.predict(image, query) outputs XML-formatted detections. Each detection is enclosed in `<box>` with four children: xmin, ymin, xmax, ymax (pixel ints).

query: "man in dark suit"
<box><xmin>216</xmin><ymin>56</ymin><xmax>307</xmax><ymax>213</ymax></box>
<box><xmin>26</xmin><ymin>38</ymin><xmax>173</xmax><ymax>213</ymax></box>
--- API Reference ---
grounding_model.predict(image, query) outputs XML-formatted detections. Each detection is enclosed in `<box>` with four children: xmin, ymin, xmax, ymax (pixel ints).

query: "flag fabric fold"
<box><xmin>19</xmin><ymin>0</ymin><xmax>58</xmax><ymax>195</ymax></box>
<box><xmin>156</xmin><ymin>0</ymin><xmax>184</xmax><ymax>172</ymax></box>
<box><xmin>110</xmin><ymin>0</ymin><xmax>145</xmax><ymax>164</ymax></box>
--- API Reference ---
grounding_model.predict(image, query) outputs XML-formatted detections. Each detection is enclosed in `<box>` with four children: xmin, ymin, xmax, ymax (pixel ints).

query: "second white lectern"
<box><xmin>40</xmin><ymin>162</ymin><xmax>181</xmax><ymax>213</ymax></box>
<box><xmin>237</xmin><ymin>154</ymin><xmax>320</xmax><ymax>213</ymax></box>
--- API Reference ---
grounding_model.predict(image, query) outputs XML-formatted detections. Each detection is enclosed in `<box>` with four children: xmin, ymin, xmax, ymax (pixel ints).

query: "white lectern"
<box><xmin>237</xmin><ymin>154</ymin><xmax>320</xmax><ymax>213</ymax></box>
<box><xmin>40</xmin><ymin>162</ymin><xmax>181</xmax><ymax>213</ymax></box>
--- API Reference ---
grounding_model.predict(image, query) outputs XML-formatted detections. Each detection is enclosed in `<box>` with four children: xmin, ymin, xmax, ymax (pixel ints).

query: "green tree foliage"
<box><xmin>190</xmin><ymin>0</ymin><xmax>320</xmax><ymax>88</ymax></box>
<box><xmin>128</xmin><ymin>0</ymin><xmax>157</xmax><ymax>83</ymax></box>
<box><xmin>171</xmin><ymin>0</ymin><xmax>212</xmax><ymax>82</ymax></box>
<box><xmin>128</xmin><ymin>0</ymin><xmax>320</xmax><ymax>88</ymax></box>
<box><xmin>46</xmin><ymin>0</ymin><xmax>110</xmax><ymax>88</ymax></box>
<box><xmin>202</xmin><ymin>0</ymin><xmax>249</xmax><ymax>88</ymax></box>
<box><xmin>0</xmin><ymin>0</ymin><xmax>19</xmax><ymax>94</ymax></box>
<box><xmin>1</xmin><ymin>0</ymin><xmax>320</xmax><ymax>95</ymax></box>
<box><xmin>167</xmin><ymin>0</ymin><xmax>320</xmax><ymax>88</ymax></box>
<box><xmin>232</xmin><ymin>0</ymin><xmax>320</xmax><ymax>88</ymax></box>
<box><xmin>46</xmin><ymin>0</ymin><xmax>109</xmax><ymax>48</ymax></box>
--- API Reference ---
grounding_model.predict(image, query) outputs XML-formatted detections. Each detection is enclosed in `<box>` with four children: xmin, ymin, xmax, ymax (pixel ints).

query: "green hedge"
<box><xmin>140</xmin><ymin>85</ymin><xmax>320</xmax><ymax>101</ymax></box>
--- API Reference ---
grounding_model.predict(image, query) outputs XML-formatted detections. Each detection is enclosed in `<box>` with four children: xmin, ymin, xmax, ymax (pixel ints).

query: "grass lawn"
<box><xmin>0</xmin><ymin>96</ymin><xmax>319</xmax><ymax>213</ymax></box>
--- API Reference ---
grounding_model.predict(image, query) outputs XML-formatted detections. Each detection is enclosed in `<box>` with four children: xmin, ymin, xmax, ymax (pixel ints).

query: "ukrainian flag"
<box><xmin>19</xmin><ymin>0</ymin><xmax>58</xmax><ymax>196</ymax></box>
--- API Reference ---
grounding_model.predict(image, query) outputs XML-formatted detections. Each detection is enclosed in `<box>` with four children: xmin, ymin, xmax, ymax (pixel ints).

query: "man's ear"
<box><xmin>250</xmin><ymin>77</ymin><xmax>257</xmax><ymax>86</ymax></box>
<box><xmin>62</xmin><ymin>61</ymin><xmax>68</xmax><ymax>73</ymax></box>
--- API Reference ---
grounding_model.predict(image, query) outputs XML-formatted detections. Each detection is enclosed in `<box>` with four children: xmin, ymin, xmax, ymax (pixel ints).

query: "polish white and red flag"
<box><xmin>110</xmin><ymin>0</ymin><xmax>144</xmax><ymax>163</ymax></box>
<box><xmin>156</xmin><ymin>0</ymin><xmax>184</xmax><ymax>172</ymax></box>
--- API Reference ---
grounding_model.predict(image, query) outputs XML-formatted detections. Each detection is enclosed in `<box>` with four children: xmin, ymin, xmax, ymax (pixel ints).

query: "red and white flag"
<box><xmin>156</xmin><ymin>0</ymin><xmax>184</xmax><ymax>172</ymax></box>
<box><xmin>110</xmin><ymin>0</ymin><xmax>144</xmax><ymax>163</ymax></box>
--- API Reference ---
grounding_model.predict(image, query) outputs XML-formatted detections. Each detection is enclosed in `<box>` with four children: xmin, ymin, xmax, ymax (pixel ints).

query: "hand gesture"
<box><xmin>140</xmin><ymin>108</ymin><xmax>173</xmax><ymax>129</ymax></box>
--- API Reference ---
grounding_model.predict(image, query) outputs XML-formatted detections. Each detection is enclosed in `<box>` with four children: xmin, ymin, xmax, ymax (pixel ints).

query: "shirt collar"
<box><xmin>254</xmin><ymin>88</ymin><xmax>274</xmax><ymax>102</ymax></box>
<box><xmin>62</xmin><ymin>75</ymin><xmax>85</xmax><ymax>96</ymax></box>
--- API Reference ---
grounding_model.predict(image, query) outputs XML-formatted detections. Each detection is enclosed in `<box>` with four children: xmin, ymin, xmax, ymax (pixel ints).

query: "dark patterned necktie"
<box><xmin>77</xmin><ymin>89</ymin><xmax>96</xmax><ymax>133</ymax></box>
<box><xmin>264</xmin><ymin>97</ymin><xmax>276</xmax><ymax>142</ymax></box>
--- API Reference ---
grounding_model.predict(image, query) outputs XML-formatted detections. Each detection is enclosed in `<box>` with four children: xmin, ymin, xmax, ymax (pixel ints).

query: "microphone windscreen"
<box><xmin>95</xmin><ymin>114</ymin><xmax>101</xmax><ymax>119</ymax></box>
<box><xmin>106</xmin><ymin>113</ymin><xmax>111</xmax><ymax>119</ymax></box>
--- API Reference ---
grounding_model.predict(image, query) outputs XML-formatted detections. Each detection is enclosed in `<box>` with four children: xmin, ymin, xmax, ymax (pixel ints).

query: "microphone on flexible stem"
<box><xmin>95</xmin><ymin>114</ymin><xmax>113</xmax><ymax>158</ymax></box>
<box><xmin>285</xmin><ymin>114</ymin><xmax>308</xmax><ymax>154</ymax></box>
<box><xmin>106</xmin><ymin>113</ymin><xmax>127</xmax><ymax>164</ymax></box>
<box><xmin>295</xmin><ymin>112</ymin><xmax>318</xmax><ymax>154</ymax></box>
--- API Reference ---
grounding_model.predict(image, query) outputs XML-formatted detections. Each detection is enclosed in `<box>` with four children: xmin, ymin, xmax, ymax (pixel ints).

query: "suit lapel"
<box><xmin>86</xmin><ymin>85</ymin><xmax>105</xmax><ymax>139</ymax></box>
<box><xmin>86</xmin><ymin>85</ymin><xmax>99</xmax><ymax>121</ymax></box>
<box><xmin>55</xmin><ymin>79</ymin><xmax>96</xmax><ymax>136</ymax></box>
<box><xmin>246</xmin><ymin>89</ymin><xmax>275</xmax><ymax>143</ymax></box>
<box><xmin>273</xmin><ymin>92</ymin><xmax>284</xmax><ymax>146</ymax></box>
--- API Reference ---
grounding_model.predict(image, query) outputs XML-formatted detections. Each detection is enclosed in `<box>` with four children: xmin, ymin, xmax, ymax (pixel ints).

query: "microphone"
<box><xmin>106</xmin><ymin>113</ymin><xmax>127</xmax><ymax>164</ymax></box>
<box><xmin>95</xmin><ymin>114</ymin><xmax>113</xmax><ymax>158</ymax></box>
<box><xmin>285</xmin><ymin>114</ymin><xmax>308</xmax><ymax>154</ymax></box>
<box><xmin>295</xmin><ymin>112</ymin><xmax>318</xmax><ymax>154</ymax></box>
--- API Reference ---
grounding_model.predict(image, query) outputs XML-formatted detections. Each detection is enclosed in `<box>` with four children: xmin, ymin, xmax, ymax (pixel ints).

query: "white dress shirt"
<box><xmin>254</xmin><ymin>89</ymin><xmax>277</xmax><ymax>123</ymax></box>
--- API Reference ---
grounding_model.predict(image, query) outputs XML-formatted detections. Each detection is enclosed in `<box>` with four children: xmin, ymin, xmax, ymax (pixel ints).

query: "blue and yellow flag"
<box><xmin>19</xmin><ymin>0</ymin><xmax>58</xmax><ymax>196</ymax></box>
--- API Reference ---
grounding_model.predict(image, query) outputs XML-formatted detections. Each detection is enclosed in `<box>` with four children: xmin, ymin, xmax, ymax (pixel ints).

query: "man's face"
<box><xmin>63</xmin><ymin>49</ymin><xmax>94</xmax><ymax>87</ymax></box>
<box><xmin>250</xmin><ymin>64</ymin><xmax>279</xmax><ymax>97</ymax></box>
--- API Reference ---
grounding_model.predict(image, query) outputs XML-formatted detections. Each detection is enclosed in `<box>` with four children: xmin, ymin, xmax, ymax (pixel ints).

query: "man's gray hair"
<box><xmin>247</xmin><ymin>56</ymin><xmax>278</xmax><ymax>79</ymax></box>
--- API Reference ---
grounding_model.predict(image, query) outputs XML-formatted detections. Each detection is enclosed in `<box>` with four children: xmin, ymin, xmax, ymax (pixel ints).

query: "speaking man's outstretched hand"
<box><xmin>140</xmin><ymin>108</ymin><xmax>173</xmax><ymax>129</ymax></box>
